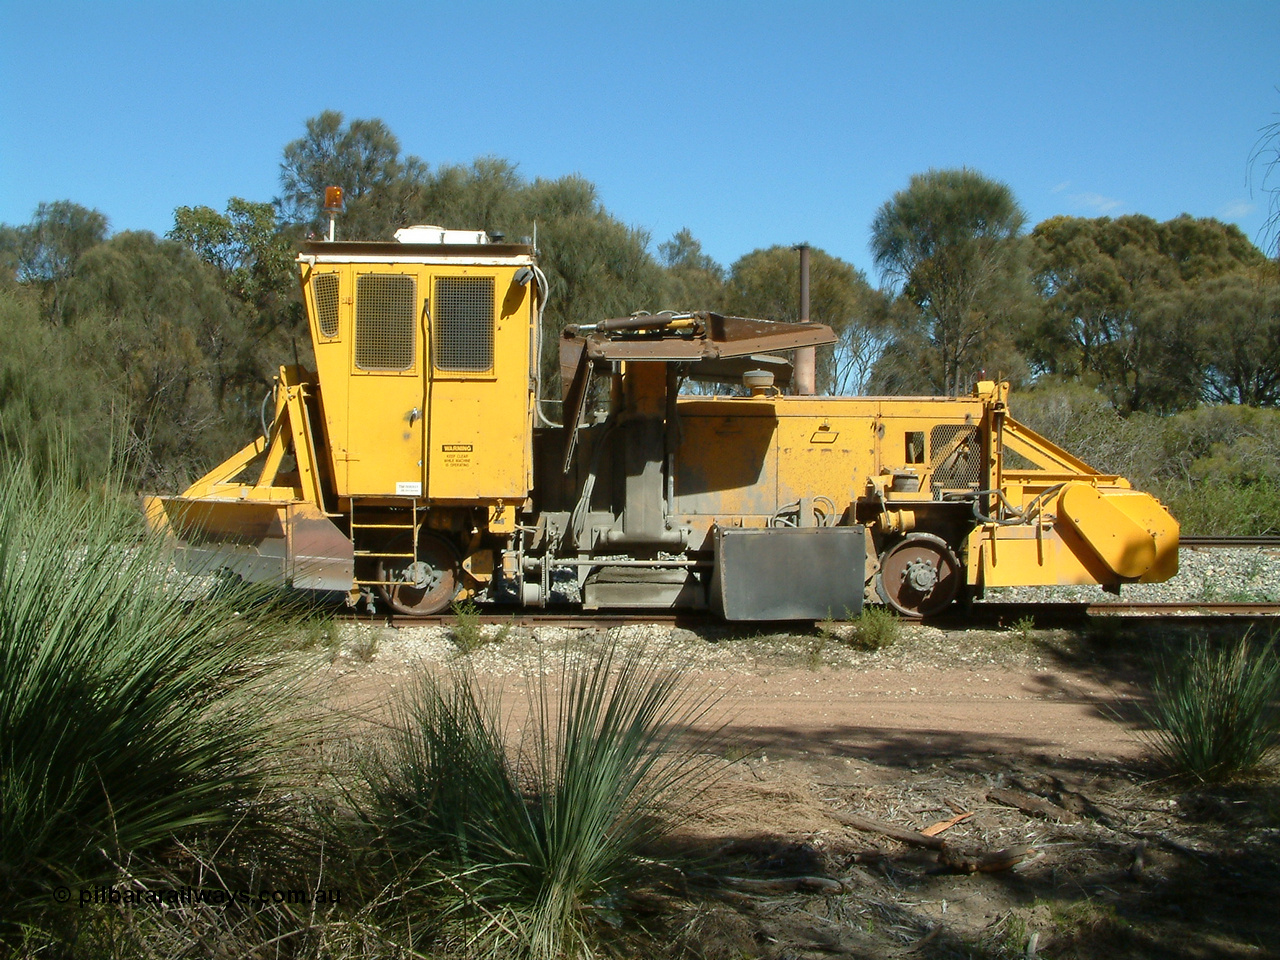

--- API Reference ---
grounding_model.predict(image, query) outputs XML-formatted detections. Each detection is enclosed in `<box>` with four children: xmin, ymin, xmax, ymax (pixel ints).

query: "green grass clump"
<box><xmin>364</xmin><ymin>639</ymin><xmax>721</xmax><ymax>959</ymax></box>
<box><xmin>1142</xmin><ymin>634</ymin><xmax>1280</xmax><ymax>781</ymax></box>
<box><xmin>805</xmin><ymin>632</ymin><xmax>828</xmax><ymax>670</ymax></box>
<box><xmin>1010</xmin><ymin>614</ymin><xmax>1037</xmax><ymax>642</ymax></box>
<box><xmin>0</xmin><ymin>458</ymin><xmax>304</xmax><ymax>929</ymax></box>
<box><xmin>849</xmin><ymin>605</ymin><xmax>901</xmax><ymax>651</ymax></box>
<box><xmin>450</xmin><ymin>597</ymin><xmax>513</xmax><ymax>653</ymax></box>
<box><xmin>450</xmin><ymin>596</ymin><xmax>487</xmax><ymax>652</ymax></box>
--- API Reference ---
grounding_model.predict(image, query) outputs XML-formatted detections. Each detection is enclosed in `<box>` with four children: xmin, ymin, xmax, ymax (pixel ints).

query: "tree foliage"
<box><xmin>0</xmin><ymin>201</ymin><xmax>109</xmax><ymax>321</ymax></box>
<box><xmin>277</xmin><ymin>117</ymin><xmax>671</xmax><ymax>394</ymax></box>
<box><xmin>1195</xmin><ymin>265</ymin><xmax>1280</xmax><ymax>406</ymax></box>
<box><xmin>0</xmin><ymin>286</ymin><xmax>116</xmax><ymax>478</ymax></box>
<box><xmin>723</xmin><ymin>245</ymin><xmax>883</xmax><ymax>394</ymax></box>
<box><xmin>168</xmin><ymin>197</ymin><xmax>309</xmax><ymax>387</ymax></box>
<box><xmin>63</xmin><ymin>231</ymin><xmax>256</xmax><ymax>484</ymax></box>
<box><xmin>278</xmin><ymin>110</ymin><xmax>430</xmax><ymax>239</ymax></box>
<box><xmin>1250</xmin><ymin>97</ymin><xmax>1280</xmax><ymax>261</ymax></box>
<box><xmin>170</xmin><ymin>198</ymin><xmax>296</xmax><ymax>311</ymax></box>
<box><xmin>658</xmin><ymin>228</ymin><xmax>726</xmax><ymax>312</ymax></box>
<box><xmin>1028</xmin><ymin>214</ymin><xmax>1268</xmax><ymax>412</ymax></box>
<box><xmin>870</xmin><ymin>168</ymin><xmax>1031</xmax><ymax>395</ymax></box>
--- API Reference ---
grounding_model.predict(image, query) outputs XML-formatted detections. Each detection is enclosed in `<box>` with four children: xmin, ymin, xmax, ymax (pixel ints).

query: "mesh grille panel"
<box><xmin>434</xmin><ymin>277</ymin><xmax>495</xmax><ymax>372</ymax></box>
<box><xmin>930</xmin><ymin>424</ymin><xmax>983</xmax><ymax>488</ymax></box>
<box><xmin>355</xmin><ymin>274</ymin><xmax>416</xmax><ymax>371</ymax></box>
<box><xmin>314</xmin><ymin>272</ymin><xmax>340</xmax><ymax>338</ymax></box>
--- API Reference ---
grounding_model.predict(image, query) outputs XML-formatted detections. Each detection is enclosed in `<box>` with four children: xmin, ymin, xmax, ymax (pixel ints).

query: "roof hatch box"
<box><xmin>394</xmin><ymin>225</ymin><xmax>489</xmax><ymax>245</ymax></box>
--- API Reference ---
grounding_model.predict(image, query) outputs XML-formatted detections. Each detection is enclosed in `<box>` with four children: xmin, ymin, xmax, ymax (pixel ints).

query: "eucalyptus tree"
<box><xmin>279</xmin><ymin>116</ymin><xmax>670</xmax><ymax>399</ymax></box>
<box><xmin>1195</xmin><ymin>265</ymin><xmax>1280</xmax><ymax>406</ymax></box>
<box><xmin>1251</xmin><ymin>102</ymin><xmax>1280</xmax><ymax>260</ymax></box>
<box><xmin>657</xmin><ymin>228</ymin><xmax>726</xmax><ymax>313</ymax></box>
<box><xmin>724</xmin><ymin>245</ymin><xmax>883</xmax><ymax>395</ymax></box>
<box><xmin>869</xmin><ymin>168</ymin><xmax>1031</xmax><ymax>396</ymax></box>
<box><xmin>170</xmin><ymin>197</ymin><xmax>301</xmax><ymax>332</ymax></box>
<box><xmin>64</xmin><ymin>231</ymin><xmax>250</xmax><ymax>485</ymax></box>
<box><xmin>0</xmin><ymin>201</ymin><xmax>109</xmax><ymax>321</ymax></box>
<box><xmin>277</xmin><ymin>110</ymin><xmax>429</xmax><ymax>239</ymax></box>
<box><xmin>1029</xmin><ymin>214</ymin><xmax>1267</xmax><ymax>413</ymax></box>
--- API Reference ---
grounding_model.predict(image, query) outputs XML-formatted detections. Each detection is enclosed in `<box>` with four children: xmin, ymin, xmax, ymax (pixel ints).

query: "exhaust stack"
<box><xmin>793</xmin><ymin>242</ymin><xmax>815</xmax><ymax>395</ymax></box>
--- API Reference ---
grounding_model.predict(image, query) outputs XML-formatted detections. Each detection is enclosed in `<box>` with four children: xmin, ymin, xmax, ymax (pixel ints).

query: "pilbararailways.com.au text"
<box><xmin>57</xmin><ymin>885</ymin><xmax>343</xmax><ymax>909</ymax></box>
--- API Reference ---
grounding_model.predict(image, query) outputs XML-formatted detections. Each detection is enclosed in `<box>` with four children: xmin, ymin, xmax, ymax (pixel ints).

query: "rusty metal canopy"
<box><xmin>557</xmin><ymin>313</ymin><xmax>839</xmax><ymax>473</ymax></box>
<box><xmin>574</xmin><ymin>312</ymin><xmax>837</xmax><ymax>362</ymax></box>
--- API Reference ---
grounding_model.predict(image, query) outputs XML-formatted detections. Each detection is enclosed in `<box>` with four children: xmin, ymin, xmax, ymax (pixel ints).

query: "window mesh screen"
<box><xmin>434</xmin><ymin>276</ymin><xmax>494</xmax><ymax>372</ymax></box>
<box><xmin>313</xmin><ymin>273</ymin><xmax>340</xmax><ymax>338</ymax></box>
<box><xmin>930</xmin><ymin>424</ymin><xmax>983</xmax><ymax>488</ymax></box>
<box><xmin>355</xmin><ymin>274</ymin><xmax>416</xmax><ymax>371</ymax></box>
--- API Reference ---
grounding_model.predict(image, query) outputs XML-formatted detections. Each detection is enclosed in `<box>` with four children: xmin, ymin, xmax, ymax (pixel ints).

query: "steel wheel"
<box><xmin>876</xmin><ymin>533</ymin><xmax>962</xmax><ymax>618</ymax></box>
<box><xmin>376</xmin><ymin>534</ymin><xmax>460</xmax><ymax>616</ymax></box>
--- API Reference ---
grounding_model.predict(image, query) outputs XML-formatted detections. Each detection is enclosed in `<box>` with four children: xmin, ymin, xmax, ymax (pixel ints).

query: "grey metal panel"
<box><xmin>582</xmin><ymin>567</ymin><xmax>706</xmax><ymax>610</ymax></box>
<box><xmin>354</xmin><ymin>273</ymin><xmax>416</xmax><ymax>371</ymax></box>
<box><xmin>174</xmin><ymin>540</ymin><xmax>287</xmax><ymax>584</ymax></box>
<box><xmin>314</xmin><ymin>272</ymin><xmax>341</xmax><ymax>338</ymax></box>
<box><xmin>287</xmin><ymin>506</ymin><xmax>356</xmax><ymax>591</ymax></box>
<box><xmin>711</xmin><ymin>525</ymin><xmax>865</xmax><ymax>621</ymax></box>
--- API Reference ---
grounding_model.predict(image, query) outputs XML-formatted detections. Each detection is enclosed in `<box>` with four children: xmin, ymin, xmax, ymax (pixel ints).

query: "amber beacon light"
<box><xmin>323</xmin><ymin>186</ymin><xmax>344</xmax><ymax>241</ymax></box>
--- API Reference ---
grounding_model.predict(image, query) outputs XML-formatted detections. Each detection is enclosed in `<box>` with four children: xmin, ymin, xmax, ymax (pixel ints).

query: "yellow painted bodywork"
<box><xmin>664</xmin><ymin>381</ymin><xmax>1177</xmax><ymax>590</ymax></box>
<box><xmin>143</xmin><ymin>366</ymin><xmax>356</xmax><ymax>591</ymax></box>
<box><xmin>1059</xmin><ymin>484</ymin><xmax>1156</xmax><ymax>578</ymax></box>
<box><xmin>670</xmin><ymin>391</ymin><xmax>995</xmax><ymax>537</ymax></box>
<box><xmin>300</xmin><ymin>259</ymin><xmax>535</xmax><ymax>502</ymax></box>
<box><xmin>150</xmin><ymin>243</ymin><xmax>539</xmax><ymax>600</ymax></box>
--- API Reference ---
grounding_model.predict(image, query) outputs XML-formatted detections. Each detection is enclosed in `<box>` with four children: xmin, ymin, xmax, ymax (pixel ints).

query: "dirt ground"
<box><xmin>311</xmin><ymin>616</ymin><xmax>1280</xmax><ymax>959</ymax></box>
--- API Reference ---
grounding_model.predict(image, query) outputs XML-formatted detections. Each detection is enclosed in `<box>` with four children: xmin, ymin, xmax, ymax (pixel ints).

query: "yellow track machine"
<box><xmin>146</xmin><ymin>227</ymin><xmax>1177</xmax><ymax>619</ymax></box>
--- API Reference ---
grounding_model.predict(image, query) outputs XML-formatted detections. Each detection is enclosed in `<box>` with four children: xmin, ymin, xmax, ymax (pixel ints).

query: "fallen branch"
<box><xmin>937</xmin><ymin>844</ymin><xmax>1036</xmax><ymax>874</ymax></box>
<box><xmin>1047</xmin><ymin>777</ymin><xmax>1122</xmax><ymax>827</ymax></box>
<box><xmin>722</xmin><ymin>875</ymin><xmax>847</xmax><ymax>894</ymax></box>
<box><xmin>988</xmin><ymin>788</ymin><xmax>1079</xmax><ymax>824</ymax></box>
<box><xmin>825</xmin><ymin>809</ymin><xmax>947</xmax><ymax>850</ymax></box>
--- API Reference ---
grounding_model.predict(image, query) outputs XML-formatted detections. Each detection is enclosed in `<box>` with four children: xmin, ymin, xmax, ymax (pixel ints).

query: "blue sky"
<box><xmin>2</xmin><ymin>1</ymin><xmax>1277</xmax><ymax>275</ymax></box>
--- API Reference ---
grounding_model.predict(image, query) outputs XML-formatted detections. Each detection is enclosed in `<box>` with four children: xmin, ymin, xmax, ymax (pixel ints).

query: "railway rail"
<box><xmin>326</xmin><ymin>537</ymin><xmax>1280</xmax><ymax>629</ymax></box>
<box><xmin>1179</xmin><ymin>535</ymin><xmax>1280</xmax><ymax>548</ymax></box>
<box><xmin>338</xmin><ymin>600</ymin><xmax>1280</xmax><ymax>632</ymax></box>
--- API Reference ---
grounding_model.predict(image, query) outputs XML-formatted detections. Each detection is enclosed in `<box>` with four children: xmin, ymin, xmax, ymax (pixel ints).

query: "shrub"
<box><xmin>364</xmin><ymin>638</ymin><xmax>722</xmax><ymax>959</ymax></box>
<box><xmin>850</xmin><ymin>605</ymin><xmax>901</xmax><ymax>651</ymax></box>
<box><xmin>0</xmin><ymin>457</ymin><xmax>304</xmax><ymax>927</ymax></box>
<box><xmin>450</xmin><ymin>596</ymin><xmax>486</xmax><ymax>652</ymax></box>
<box><xmin>1012</xmin><ymin>381</ymin><xmax>1280</xmax><ymax>536</ymax></box>
<box><xmin>1010</xmin><ymin>614</ymin><xmax>1037</xmax><ymax>642</ymax></box>
<box><xmin>805</xmin><ymin>631</ymin><xmax>829</xmax><ymax>670</ymax></box>
<box><xmin>0</xmin><ymin>289</ymin><xmax>119</xmax><ymax>483</ymax></box>
<box><xmin>1161</xmin><ymin>477</ymin><xmax>1280</xmax><ymax>537</ymax></box>
<box><xmin>450</xmin><ymin>597</ymin><xmax>514</xmax><ymax>654</ymax></box>
<box><xmin>1141</xmin><ymin>634</ymin><xmax>1280</xmax><ymax>781</ymax></box>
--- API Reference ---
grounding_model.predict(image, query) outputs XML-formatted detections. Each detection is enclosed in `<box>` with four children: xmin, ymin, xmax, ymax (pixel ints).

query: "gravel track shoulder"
<box><xmin>300</xmin><ymin>556</ymin><xmax>1279</xmax><ymax>960</ymax></box>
